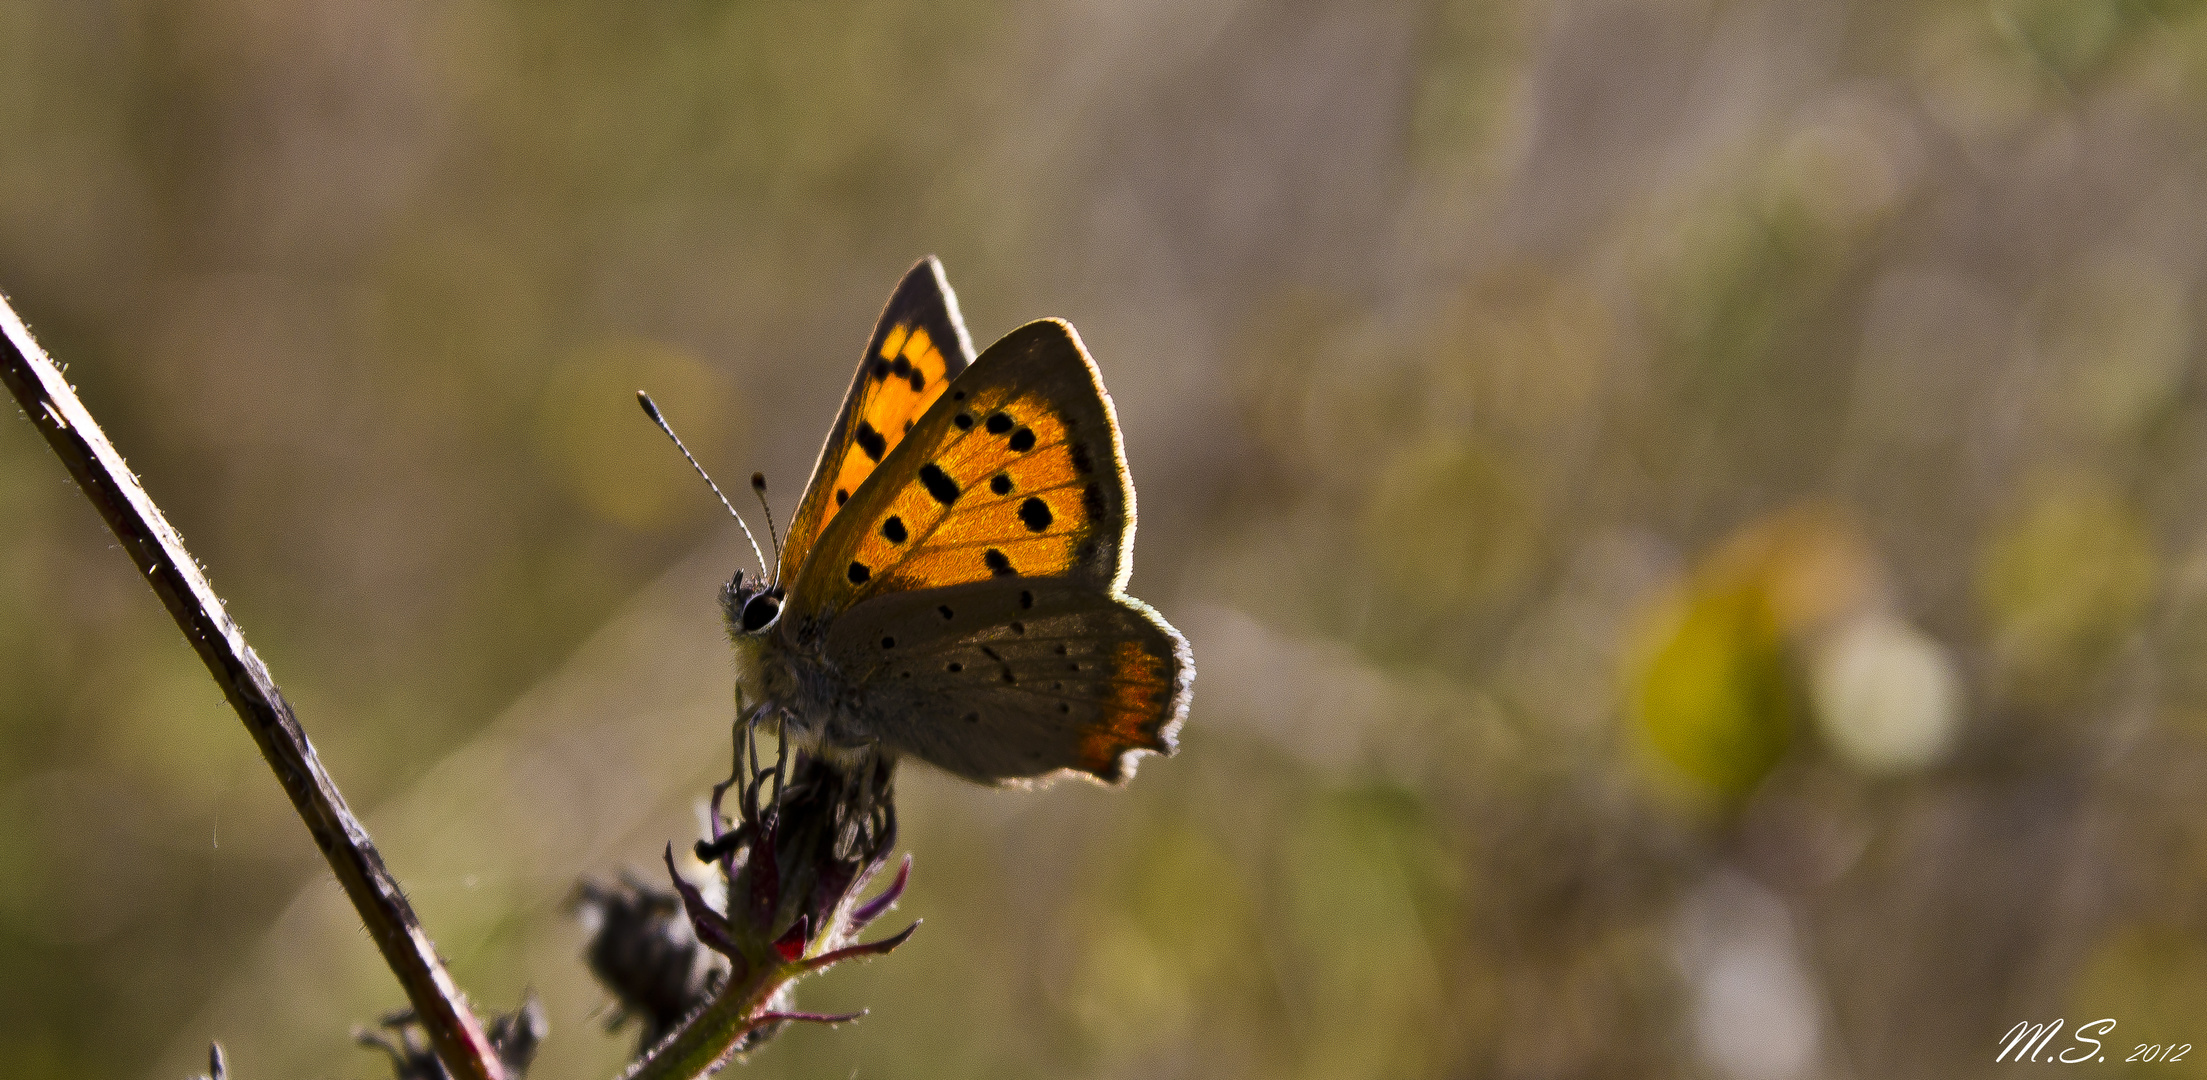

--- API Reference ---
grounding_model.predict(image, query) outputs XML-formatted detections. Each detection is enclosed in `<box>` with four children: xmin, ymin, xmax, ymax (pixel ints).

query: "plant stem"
<box><xmin>0</xmin><ymin>294</ymin><xmax>506</xmax><ymax>1080</ymax></box>
<box><xmin>620</xmin><ymin>952</ymin><xmax>800</xmax><ymax>1080</ymax></box>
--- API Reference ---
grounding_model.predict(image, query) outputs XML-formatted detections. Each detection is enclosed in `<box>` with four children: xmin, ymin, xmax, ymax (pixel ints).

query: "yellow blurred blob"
<box><xmin>2069</xmin><ymin>923</ymin><xmax>2207</xmax><ymax>1077</ymax></box>
<box><xmin>1361</xmin><ymin>438</ymin><xmax>1542</xmax><ymax>620</ymax></box>
<box><xmin>1978</xmin><ymin>474</ymin><xmax>2156</xmax><ymax>691</ymax></box>
<box><xmin>1771</xmin><ymin>93</ymin><xmax>1921</xmax><ymax>237</ymax></box>
<box><xmin>1437</xmin><ymin>269</ymin><xmax>1610</xmax><ymax>435</ymax></box>
<box><xmin>1911</xmin><ymin>6</ymin><xmax>2050</xmax><ymax>144</ymax></box>
<box><xmin>1633</xmin><ymin>577</ymin><xmax>1794</xmax><ymax>805</ymax></box>
<box><xmin>2041</xmin><ymin>252</ymin><xmax>2192</xmax><ymax>440</ymax></box>
<box><xmin>1067</xmin><ymin>916</ymin><xmax>1193</xmax><ymax>1056</ymax></box>
<box><xmin>1631</xmin><ymin>506</ymin><xmax>1878</xmax><ymax>804</ymax></box>
<box><xmin>534</xmin><ymin>339</ymin><xmax>733</xmax><ymax>530</ymax></box>
<box><xmin>1275</xmin><ymin>788</ymin><xmax>1452</xmax><ymax>1080</ymax></box>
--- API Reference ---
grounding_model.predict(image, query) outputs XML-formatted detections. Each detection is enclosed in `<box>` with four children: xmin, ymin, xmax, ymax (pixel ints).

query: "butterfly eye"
<box><xmin>740</xmin><ymin>592</ymin><xmax>782</xmax><ymax>633</ymax></box>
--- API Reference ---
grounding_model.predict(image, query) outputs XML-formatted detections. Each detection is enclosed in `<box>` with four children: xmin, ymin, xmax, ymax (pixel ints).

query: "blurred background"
<box><xmin>4</xmin><ymin>1</ymin><xmax>2207</xmax><ymax>1077</ymax></box>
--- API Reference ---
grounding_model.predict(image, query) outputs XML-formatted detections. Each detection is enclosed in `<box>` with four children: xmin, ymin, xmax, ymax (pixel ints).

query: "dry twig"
<box><xmin>0</xmin><ymin>294</ymin><xmax>507</xmax><ymax>1080</ymax></box>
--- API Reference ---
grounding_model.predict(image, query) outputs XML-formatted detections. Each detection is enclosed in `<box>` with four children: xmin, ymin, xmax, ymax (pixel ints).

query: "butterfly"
<box><xmin>720</xmin><ymin>258</ymin><xmax>1192</xmax><ymax>787</ymax></box>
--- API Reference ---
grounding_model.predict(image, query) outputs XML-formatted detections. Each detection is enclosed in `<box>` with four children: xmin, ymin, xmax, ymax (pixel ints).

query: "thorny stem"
<box><xmin>0</xmin><ymin>295</ymin><xmax>507</xmax><ymax>1080</ymax></box>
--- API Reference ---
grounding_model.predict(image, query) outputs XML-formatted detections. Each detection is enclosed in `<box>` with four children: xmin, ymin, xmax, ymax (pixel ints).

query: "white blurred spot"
<box><xmin>1676</xmin><ymin>872</ymin><xmax>1821</xmax><ymax>1080</ymax></box>
<box><xmin>1809</xmin><ymin>610</ymin><xmax>1961</xmax><ymax>773</ymax></box>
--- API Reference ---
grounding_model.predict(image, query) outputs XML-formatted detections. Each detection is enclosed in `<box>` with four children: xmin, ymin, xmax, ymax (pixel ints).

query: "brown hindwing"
<box><xmin>824</xmin><ymin>577</ymin><xmax>1192</xmax><ymax>786</ymax></box>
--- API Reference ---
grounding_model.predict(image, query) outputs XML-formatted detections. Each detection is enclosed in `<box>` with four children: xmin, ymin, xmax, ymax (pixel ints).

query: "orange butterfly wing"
<box><xmin>783</xmin><ymin>318</ymin><xmax>1133</xmax><ymax>618</ymax></box>
<box><xmin>777</xmin><ymin>256</ymin><xmax>977</xmax><ymax>586</ymax></box>
<box><xmin>779</xmin><ymin>316</ymin><xmax>1188</xmax><ymax>786</ymax></box>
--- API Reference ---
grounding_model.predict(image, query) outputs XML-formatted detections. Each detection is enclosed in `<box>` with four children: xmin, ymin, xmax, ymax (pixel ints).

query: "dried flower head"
<box><xmin>570</xmin><ymin>870</ymin><xmax>731</xmax><ymax>1053</ymax></box>
<box><xmin>354</xmin><ymin>995</ymin><xmax>546</xmax><ymax>1080</ymax></box>
<box><xmin>586</xmin><ymin>724</ymin><xmax>917</xmax><ymax>1078</ymax></box>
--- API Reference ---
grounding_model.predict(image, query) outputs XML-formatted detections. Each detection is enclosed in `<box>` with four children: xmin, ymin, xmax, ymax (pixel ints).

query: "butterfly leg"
<box><xmin>769</xmin><ymin>729</ymin><xmax>791</xmax><ymax>816</ymax></box>
<box><xmin>707</xmin><ymin>707</ymin><xmax>751</xmax><ymax>838</ymax></box>
<box><xmin>698</xmin><ymin>701</ymin><xmax>779</xmax><ymax>866</ymax></box>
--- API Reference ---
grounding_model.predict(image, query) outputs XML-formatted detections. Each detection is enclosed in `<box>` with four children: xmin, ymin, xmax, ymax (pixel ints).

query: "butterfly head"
<box><xmin>721</xmin><ymin>569</ymin><xmax>786</xmax><ymax>638</ymax></box>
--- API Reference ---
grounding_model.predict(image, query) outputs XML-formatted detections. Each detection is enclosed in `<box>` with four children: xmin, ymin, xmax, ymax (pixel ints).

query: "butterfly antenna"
<box><xmin>637</xmin><ymin>391</ymin><xmax>768</xmax><ymax>580</ymax></box>
<box><xmin>750</xmin><ymin>472</ymin><xmax>783</xmax><ymax>581</ymax></box>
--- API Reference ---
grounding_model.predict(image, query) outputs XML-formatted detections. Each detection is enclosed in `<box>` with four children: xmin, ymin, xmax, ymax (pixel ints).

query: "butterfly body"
<box><xmin>724</xmin><ymin>259</ymin><xmax>1191</xmax><ymax>787</ymax></box>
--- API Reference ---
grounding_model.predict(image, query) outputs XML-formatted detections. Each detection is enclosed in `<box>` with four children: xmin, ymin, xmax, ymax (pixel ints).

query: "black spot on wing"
<box><xmin>847</xmin><ymin>561</ymin><xmax>870</xmax><ymax>584</ymax></box>
<box><xmin>990</xmin><ymin>473</ymin><xmax>1012</xmax><ymax>495</ymax></box>
<box><xmin>871</xmin><ymin>359</ymin><xmax>892</xmax><ymax>381</ymax></box>
<box><xmin>985</xmin><ymin>412</ymin><xmax>1013</xmax><ymax>434</ymax></box>
<box><xmin>835</xmin><ymin>488</ymin><xmax>849</xmax><ymax>506</ymax></box>
<box><xmin>1009</xmin><ymin>427</ymin><xmax>1035</xmax><ymax>453</ymax></box>
<box><xmin>1019</xmin><ymin>497</ymin><xmax>1053</xmax><ymax>532</ymax></box>
<box><xmin>953</xmin><ymin>412</ymin><xmax>973</xmax><ymax>430</ymax></box>
<box><xmin>891</xmin><ymin>355</ymin><xmax>911</xmax><ymax>377</ymax></box>
<box><xmin>855</xmin><ymin>421</ymin><xmax>887</xmax><ymax>463</ymax></box>
<box><xmin>919</xmin><ymin>463</ymin><xmax>959</xmax><ymax>504</ymax></box>
<box><xmin>907</xmin><ymin>370</ymin><xmax>925</xmax><ymax>392</ymax></box>
<box><xmin>881</xmin><ymin>515</ymin><xmax>908</xmax><ymax>543</ymax></box>
<box><xmin>984</xmin><ymin>549</ymin><xmax>1014</xmax><ymax>576</ymax></box>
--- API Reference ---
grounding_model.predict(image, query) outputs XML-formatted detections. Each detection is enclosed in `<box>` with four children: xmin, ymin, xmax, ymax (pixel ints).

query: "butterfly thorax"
<box><xmin>725</xmin><ymin>584</ymin><xmax>884</xmax><ymax>767</ymax></box>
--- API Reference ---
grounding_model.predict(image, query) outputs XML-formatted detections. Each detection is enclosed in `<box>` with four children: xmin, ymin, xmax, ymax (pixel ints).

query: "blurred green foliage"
<box><xmin>10</xmin><ymin>2</ymin><xmax>2207</xmax><ymax>1079</ymax></box>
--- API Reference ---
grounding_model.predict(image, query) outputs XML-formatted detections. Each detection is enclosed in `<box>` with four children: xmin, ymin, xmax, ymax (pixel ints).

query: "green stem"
<box><xmin>620</xmin><ymin>954</ymin><xmax>795</xmax><ymax>1080</ymax></box>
